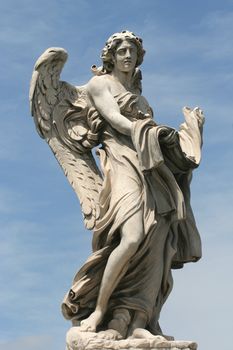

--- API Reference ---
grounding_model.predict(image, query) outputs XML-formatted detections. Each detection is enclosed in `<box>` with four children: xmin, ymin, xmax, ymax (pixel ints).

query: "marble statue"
<box><xmin>30</xmin><ymin>31</ymin><xmax>204</xmax><ymax>349</ymax></box>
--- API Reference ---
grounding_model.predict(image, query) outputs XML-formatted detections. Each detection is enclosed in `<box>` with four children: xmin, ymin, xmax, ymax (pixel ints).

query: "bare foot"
<box><xmin>79</xmin><ymin>310</ymin><xmax>103</xmax><ymax>332</ymax></box>
<box><xmin>129</xmin><ymin>328</ymin><xmax>164</xmax><ymax>339</ymax></box>
<box><xmin>127</xmin><ymin>310</ymin><xmax>147</xmax><ymax>337</ymax></box>
<box><xmin>98</xmin><ymin>329</ymin><xmax>123</xmax><ymax>340</ymax></box>
<box><xmin>108</xmin><ymin>308</ymin><xmax>131</xmax><ymax>339</ymax></box>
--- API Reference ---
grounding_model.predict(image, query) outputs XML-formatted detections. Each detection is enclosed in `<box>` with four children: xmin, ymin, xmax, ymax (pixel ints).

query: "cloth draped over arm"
<box><xmin>131</xmin><ymin>118</ymin><xmax>203</xmax><ymax>268</ymax></box>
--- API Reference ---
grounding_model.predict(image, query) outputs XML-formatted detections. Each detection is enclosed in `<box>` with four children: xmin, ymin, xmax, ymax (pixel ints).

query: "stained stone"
<box><xmin>30</xmin><ymin>30</ymin><xmax>204</xmax><ymax>349</ymax></box>
<box><xmin>66</xmin><ymin>327</ymin><xmax>197</xmax><ymax>350</ymax></box>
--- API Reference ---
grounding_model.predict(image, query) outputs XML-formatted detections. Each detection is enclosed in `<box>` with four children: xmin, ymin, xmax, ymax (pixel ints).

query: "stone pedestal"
<box><xmin>66</xmin><ymin>327</ymin><xmax>197</xmax><ymax>350</ymax></box>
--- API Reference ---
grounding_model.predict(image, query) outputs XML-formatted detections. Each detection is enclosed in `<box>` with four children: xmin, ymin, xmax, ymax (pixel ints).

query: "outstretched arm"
<box><xmin>87</xmin><ymin>76</ymin><xmax>132</xmax><ymax>136</ymax></box>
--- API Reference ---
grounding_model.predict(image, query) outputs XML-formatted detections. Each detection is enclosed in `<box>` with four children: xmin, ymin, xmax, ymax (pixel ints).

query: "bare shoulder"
<box><xmin>87</xmin><ymin>75</ymin><xmax>111</xmax><ymax>96</ymax></box>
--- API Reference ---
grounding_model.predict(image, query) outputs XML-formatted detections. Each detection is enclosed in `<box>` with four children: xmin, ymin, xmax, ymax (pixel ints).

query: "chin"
<box><xmin>122</xmin><ymin>66</ymin><xmax>134</xmax><ymax>72</ymax></box>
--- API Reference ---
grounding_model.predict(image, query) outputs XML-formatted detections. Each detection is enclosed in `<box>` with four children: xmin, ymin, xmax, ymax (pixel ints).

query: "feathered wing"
<box><xmin>29</xmin><ymin>47</ymin><xmax>103</xmax><ymax>230</ymax></box>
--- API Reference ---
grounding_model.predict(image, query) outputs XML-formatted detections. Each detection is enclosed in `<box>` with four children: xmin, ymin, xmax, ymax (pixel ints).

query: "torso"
<box><xmin>90</xmin><ymin>74</ymin><xmax>153</xmax><ymax>121</ymax></box>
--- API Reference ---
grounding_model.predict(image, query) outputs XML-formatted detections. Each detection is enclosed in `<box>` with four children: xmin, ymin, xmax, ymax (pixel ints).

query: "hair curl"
<box><xmin>101</xmin><ymin>30</ymin><xmax>145</xmax><ymax>73</ymax></box>
<box><xmin>91</xmin><ymin>31</ymin><xmax>145</xmax><ymax>94</ymax></box>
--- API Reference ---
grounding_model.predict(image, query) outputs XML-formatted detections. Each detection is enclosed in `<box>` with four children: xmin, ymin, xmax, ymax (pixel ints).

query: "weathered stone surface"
<box><xmin>30</xmin><ymin>30</ymin><xmax>204</xmax><ymax>348</ymax></box>
<box><xmin>66</xmin><ymin>327</ymin><xmax>197</xmax><ymax>350</ymax></box>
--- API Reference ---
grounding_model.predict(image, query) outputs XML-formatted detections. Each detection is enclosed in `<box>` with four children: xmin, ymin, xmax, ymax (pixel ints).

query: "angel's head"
<box><xmin>100</xmin><ymin>30</ymin><xmax>145</xmax><ymax>73</ymax></box>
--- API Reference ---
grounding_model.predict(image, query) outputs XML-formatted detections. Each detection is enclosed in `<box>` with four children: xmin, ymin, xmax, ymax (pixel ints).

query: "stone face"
<box><xmin>30</xmin><ymin>30</ymin><xmax>204</xmax><ymax>348</ymax></box>
<box><xmin>66</xmin><ymin>327</ymin><xmax>197</xmax><ymax>350</ymax></box>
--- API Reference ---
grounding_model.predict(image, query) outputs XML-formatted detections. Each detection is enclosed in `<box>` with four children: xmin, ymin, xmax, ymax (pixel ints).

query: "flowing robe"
<box><xmin>62</xmin><ymin>92</ymin><xmax>202</xmax><ymax>332</ymax></box>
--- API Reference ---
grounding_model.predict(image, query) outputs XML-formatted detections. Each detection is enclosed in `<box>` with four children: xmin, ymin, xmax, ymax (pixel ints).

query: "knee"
<box><xmin>120</xmin><ymin>212</ymin><xmax>144</xmax><ymax>256</ymax></box>
<box><xmin>121</xmin><ymin>232</ymin><xmax>143</xmax><ymax>256</ymax></box>
<box><xmin>127</xmin><ymin>240</ymin><xmax>139</xmax><ymax>256</ymax></box>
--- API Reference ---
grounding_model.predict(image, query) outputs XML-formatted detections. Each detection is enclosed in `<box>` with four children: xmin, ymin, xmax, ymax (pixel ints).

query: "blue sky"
<box><xmin>0</xmin><ymin>1</ymin><xmax>232</xmax><ymax>349</ymax></box>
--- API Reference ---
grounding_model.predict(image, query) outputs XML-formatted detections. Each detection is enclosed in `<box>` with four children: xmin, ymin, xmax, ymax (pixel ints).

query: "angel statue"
<box><xmin>30</xmin><ymin>30</ymin><xmax>204</xmax><ymax>341</ymax></box>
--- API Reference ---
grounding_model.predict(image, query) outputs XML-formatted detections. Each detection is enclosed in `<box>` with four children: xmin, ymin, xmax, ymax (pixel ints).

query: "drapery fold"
<box><xmin>62</xmin><ymin>94</ymin><xmax>202</xmax><ymax>332</ymax></box>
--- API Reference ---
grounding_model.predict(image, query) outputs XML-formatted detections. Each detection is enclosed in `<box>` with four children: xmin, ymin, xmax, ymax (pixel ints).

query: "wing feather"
<box><xmin>30</xmin><ymin>48</ymin><xmax>104</xmax><ymax>230</ymax></box>
<box><xmin>30</xmin><ymin>47</ymin><xmax>68</xmax><ymax>138</ymax></box>
<box><xmin>48</xmin><ymin>137</ymin><xmax>102</xmax><ymax>230</ymax></box>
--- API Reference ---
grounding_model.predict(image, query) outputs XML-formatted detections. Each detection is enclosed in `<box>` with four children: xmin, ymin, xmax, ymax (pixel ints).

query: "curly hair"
<box><xmin>91</xmin><ymin>31</ymin><xmax>145</xmax><ymax>94</ymax></box>
<box><xmin>101</xmin><ymin>30</ymin><xmax>145</xmax><ymax>73</ymax></box>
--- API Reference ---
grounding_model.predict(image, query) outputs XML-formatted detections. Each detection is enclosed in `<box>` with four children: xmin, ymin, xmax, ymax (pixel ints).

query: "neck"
<box><xmin>111</xmin><ymin>68</ymin><xmax>133</xmax><ymax>90</ymax></box>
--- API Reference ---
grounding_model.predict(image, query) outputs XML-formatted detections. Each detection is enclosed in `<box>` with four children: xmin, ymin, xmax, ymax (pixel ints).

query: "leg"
<box><xmin>128</xmin><ymin>311</ymin><xmax>167</xmax><ymax>340</ymax></box>
<box><xmin>128</xmin><ymin>310</ymin><xmax>147</xmax><ymax>336</ymax></box>
<box><xmin>80</xmin><ymin>210</ymin><xmax>144</xmax><ymax>332</ymax></box>
<box><xmin>98</xmin><ymin>308</ymin><xmax>131</xmax><ymax>340</ymax></box>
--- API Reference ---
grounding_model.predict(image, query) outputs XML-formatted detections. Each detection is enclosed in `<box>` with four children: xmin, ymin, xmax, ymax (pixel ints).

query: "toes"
<box><xmin>79</xmin><ymin>322</ymin><xmax>94</xmax><ymax>332</ymax></box>
<box><xmin>79</xmin><ymin>326</ymin><xmax>93</xmax><ymax>332</ymax></box>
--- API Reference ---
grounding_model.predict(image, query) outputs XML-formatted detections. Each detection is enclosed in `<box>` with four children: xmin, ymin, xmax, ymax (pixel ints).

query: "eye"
<box><xmin>117</xmin><ymin>48</ymin><xmax>126</xmax><ymax>55</ymax></box>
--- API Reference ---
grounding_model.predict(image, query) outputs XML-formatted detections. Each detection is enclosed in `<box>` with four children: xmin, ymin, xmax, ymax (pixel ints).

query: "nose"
<box><xmin>125</xmin><ymin>49</ymin><xmax>131</xmax><ymax>58</ymax></box>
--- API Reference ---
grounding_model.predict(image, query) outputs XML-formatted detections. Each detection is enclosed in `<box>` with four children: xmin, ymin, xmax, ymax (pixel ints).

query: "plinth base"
<box><xmin>66</xmin><ymin>327</ymin><xmax>197</xmax><ymax>350</ymax></box>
